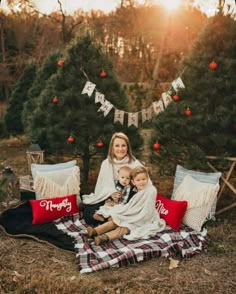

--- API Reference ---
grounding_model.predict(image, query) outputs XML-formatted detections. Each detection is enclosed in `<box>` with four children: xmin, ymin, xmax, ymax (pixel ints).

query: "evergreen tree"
<box><xmin>26</xmin><ymin>32</ymin><xmax>142</xmax><ymax>182</ymax></box>
<box><xmin>23</xmin><ymin>51</ymin><xmax>61</xmax><ymax>135</ymax></box>
<box><xmin>5</xmin><ymin>63</ymin><xmax>37</xmax><ymax>135</ymax></box>
<box><xmin>151</xmin><ymin>13</ymin><xmax>236</xmax><ymax>174</ymax></box>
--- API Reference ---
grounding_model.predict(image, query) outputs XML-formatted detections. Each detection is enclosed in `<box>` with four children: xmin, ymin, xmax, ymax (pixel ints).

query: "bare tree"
<box><xmin>7</xmin><ymin>0</ymin><xmax>84</xmax><ymax>44</ymax></box>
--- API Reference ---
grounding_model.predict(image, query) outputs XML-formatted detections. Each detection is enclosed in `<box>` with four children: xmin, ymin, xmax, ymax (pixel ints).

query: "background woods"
<box><xmin>0</xmin><ymin>0</ymin><xmax>207</xmax><ymax>104</ymax></box>
<box><xmin>0</xmin><ymin>0</ymin><xmax>235</xmax><ymax>178</ymax></box>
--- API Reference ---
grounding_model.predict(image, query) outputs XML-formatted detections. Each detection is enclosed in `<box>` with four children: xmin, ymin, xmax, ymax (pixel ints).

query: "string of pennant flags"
<box><xmin>81</xmin><ymin>69</ymin><xmax>186</xmax><ymax>128</ymax></box>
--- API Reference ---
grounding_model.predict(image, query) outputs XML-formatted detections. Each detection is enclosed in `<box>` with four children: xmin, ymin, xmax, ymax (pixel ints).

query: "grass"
<box><xmin>0</xmin><ymin>136</ymin><xmax>235</xmax><ymax>294</ymax></box>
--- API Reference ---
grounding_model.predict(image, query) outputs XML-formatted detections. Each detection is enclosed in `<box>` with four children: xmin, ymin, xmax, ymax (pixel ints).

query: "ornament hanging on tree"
<box><xmin>57</xmin><ymin>60</ymin><xmax>64</xmax><ymax>67</ymax></box>
<box><xmin>209</xmin><ymin>61</ymin><xmax>217</xmax><ymax>70</ymax></box>
<box><xmin>185</xmin><ymin>107</ymin><xmax>192</xmax><ymax>116</ymax></box>
<box><xmin>67</xmin><ymin>135</ymin><xmax>75</xmax><ymax>143</ymax></box>
<box><xmin>153</xmin><ymin>141</ymin><xmax>161</xmax><ymax>150</ymax></box>
<box><xmin>100</xmin><ymin>70</ymin><xmax>107</xmax><ymax>78</ymax></box>
<box><xmin>97</xmin><ymin>140</ymin><xmax>104</xmax><ymax>148</ymax></box>
<box><xmin>173</xmin><ymin>94</ymin><xmax>179</xmax><ymax>102</ymax></box>
<box><xmin>52</xmin><ymin>96</ymin><xmax>59</xmax><ymax>104</ymax></box>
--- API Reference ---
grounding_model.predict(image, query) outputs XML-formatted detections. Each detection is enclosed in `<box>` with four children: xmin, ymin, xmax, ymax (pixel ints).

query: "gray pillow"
<box><xmin>172</xmin><ymin>165</ymin><xmax>222</xmax><ymax>220</ymax></box>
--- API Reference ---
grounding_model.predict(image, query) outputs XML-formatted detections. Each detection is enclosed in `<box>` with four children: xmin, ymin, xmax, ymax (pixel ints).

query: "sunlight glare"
<box><xmin>158</xmin><ymin>0</ymin><xmax>182</xmax><ymax>11</ymax></box>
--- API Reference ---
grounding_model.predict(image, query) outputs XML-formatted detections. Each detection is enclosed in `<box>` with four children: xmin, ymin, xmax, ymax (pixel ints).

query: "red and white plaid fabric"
<box><xmin>55</xmin><ymin>214</ymin><xmax>209</xmax><ymax>273</ymax></box>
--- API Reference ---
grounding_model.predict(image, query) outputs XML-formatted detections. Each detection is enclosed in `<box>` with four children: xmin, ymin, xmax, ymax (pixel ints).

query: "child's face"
<box><xmin>132</xmin><ymin>172</ymin><xmax>148</xmax><ymax>191</ymax></box>
<box><xmin>118</xmin><ymin>170</ymin><xmax>131</xmax><ymax>186</ymax></box>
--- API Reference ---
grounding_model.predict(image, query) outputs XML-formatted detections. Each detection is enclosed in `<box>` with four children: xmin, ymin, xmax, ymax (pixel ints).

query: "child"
<box><xmin>87</xmin><ymin>166</ymin><xmax>165</xmax><ymax>245</ymax></box>
<box><xmin>93</xmin><ymin>166</ymin><xmax>134</xmax><ymax>222</ymax></box>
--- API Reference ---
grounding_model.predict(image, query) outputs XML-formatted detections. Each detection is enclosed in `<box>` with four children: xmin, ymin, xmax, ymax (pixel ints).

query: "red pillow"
<box><xmin>30</xmin><ymin>194</ymin><xmax>79</xmax><ymax>224</ymax></box>
<box><xmin>155</xmin><ymin>193</ymin><xmax>187</xmax><ymax>231</ymax></box>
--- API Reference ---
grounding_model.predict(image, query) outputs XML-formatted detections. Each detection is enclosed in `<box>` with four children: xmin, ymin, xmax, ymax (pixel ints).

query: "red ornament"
<box><xmin>173</xmin><ymin>94</ymin><xmax>179</xmax><ymax>102</ymax></box>
<box><xmin>57</xmin><ymin>60</ymin><xmax>64</xmax><ymax>67</ymax></box>
<box><xmin>209</xmin><ymin>61</ymin><xmax>217</xmax><ymax>70</ymax></box>
<box><xmin>100</xmin><ymin>70</ymin><xmax>107</xmax><ymax>78</ymax></box>
<box><xmin>97</xmin><ymin>140</ymin><xmax>104</xmax><ymax>148</ymax></box>
<box><xmin>52</xmin><ymin>96</ymin><xmax>59</xmax><ymax>104</ymax></box>
<box><xmin>185</xmin><ymin>107</ymin><xmax>192</xmax><ymax>116</ymax></box>
<box><xmin>153</xmin><ymin>142</ymin><xmax>161</xmax><ymax>151</ymax></box>
<box><xmin>67</xmin><ymin>135</ymin><xmax>75</xmax><ymax>143</ymax></box>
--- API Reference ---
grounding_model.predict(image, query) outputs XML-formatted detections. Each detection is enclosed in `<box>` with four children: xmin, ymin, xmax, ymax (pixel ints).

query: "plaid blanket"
<box><xmin>55</xmin><ymin>214</ymin><xmax>209</xmax><ymax>273</ymax></box>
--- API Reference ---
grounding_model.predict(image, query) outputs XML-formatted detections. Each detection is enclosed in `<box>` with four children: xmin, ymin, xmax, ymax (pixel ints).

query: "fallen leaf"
<box><xmin>204</xmin><ymin>269</ymin><xmax>212</xmax><ymax>275</ymax></box>
<box><xmin>51</xmin><ymin>257</ymin><xmax>66</xmax><ymax>264</ymax></box>
<box><xmin>69</xmin><ymin>276</ymin><xmax>76</xmax><ymax>281</ymax></box>
<box><xmin>12</xmin><ymin>271</ymin><xmax>24</xmax><ymax>283</ymax></box>
<box><xmin>169</xmin><ymin>258</ymin><xmax>179</xmax><ymax>270</ymax></box>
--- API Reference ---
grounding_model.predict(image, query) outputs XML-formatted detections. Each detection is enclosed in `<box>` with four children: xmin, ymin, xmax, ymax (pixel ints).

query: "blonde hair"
<box><xmin>108</xmin><ymin>132</ymin><xmax>135</xmax><ymax>163</ymax></box>
<box><xmin>130</xmin><ymin>166</ymin><xmax>148</xmax><ymax>179</ymax></box>
<box><xmin>118</xmin><ymin>166</ymin><xmax>132</xmax><ymax>174</ymax></box>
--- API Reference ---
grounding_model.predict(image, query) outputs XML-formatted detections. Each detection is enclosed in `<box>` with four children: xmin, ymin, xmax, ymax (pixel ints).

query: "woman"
<box><xmin>82</xmin><ymin>132</ymin><xmax>145</xmax><ymax>226</ymax></box>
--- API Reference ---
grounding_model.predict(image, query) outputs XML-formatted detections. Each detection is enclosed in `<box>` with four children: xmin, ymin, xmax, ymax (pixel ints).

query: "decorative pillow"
<box><xmin>30</xmin><ymin>194</ymin><xmax>79</xmax><ymax>224</ymax></box>
<box><xmin>31</xmin><ymin>160</ymin><xmax>77</xmax><ymax>199</ymax></box>
<box><xmin>31</xmin><ymin>160</ymin><xmax>77</xmax><ymax>180</ymax></box>
<box><xmin>33</xmin><ymin>166</ymin><xmax>80</xmax><ymax>200</ymax></box>
<box><xmin>155</xmin><ymin>193</ymin><xmax>187</xmax><ymax>231</ymax></box>
<box><xmin>172</xmin><ymin>165</ymin><xmax>221</xmax><ymax>219</ymax></box>
<box><xmin>174</xmin><ymin>175</ymin><xmax>220</xmax><ymax>232</ymax></box>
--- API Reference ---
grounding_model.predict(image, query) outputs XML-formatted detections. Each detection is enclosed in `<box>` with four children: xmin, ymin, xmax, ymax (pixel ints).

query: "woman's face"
<box><xmin>113</xmin><ymin>138</ymin><xmax>128</xmax><ymax>160</ymax></box>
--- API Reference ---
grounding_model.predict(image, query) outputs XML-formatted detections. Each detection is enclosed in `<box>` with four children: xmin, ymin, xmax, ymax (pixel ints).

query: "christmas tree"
<box><xmin>5</xmin><ymin>63</ymin><xmax>37</xmax><ymax>135</ymax></box>
<box><xmin>25</xmin><ymin>32</ymin><xmax>142</xmax><ymax>182</ymax></box>
<box><xmin>151</xmin><ymin>12</ymin><xmax>236</xmax><ymax>174</ymax></box>
<box><xmin>23</xmin><ymin>51</ymin><xmax>61</xmax><ymax>135</ymax></box>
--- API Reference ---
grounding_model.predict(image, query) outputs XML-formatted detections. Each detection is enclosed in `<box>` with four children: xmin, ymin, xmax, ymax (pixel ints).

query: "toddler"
<box><xmin>93</xmin><ymin>166</ymin><xmax>134</xmax><ymax>222</ymax></box>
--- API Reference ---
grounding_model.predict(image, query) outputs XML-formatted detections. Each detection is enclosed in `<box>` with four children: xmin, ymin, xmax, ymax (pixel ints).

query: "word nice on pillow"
<box><xmin>155</xmin><ymin>194</ymin><xmax>187</xmax><ymax>231</ymax></box>
<box><xmin>30</xmin><ymin>194</ymin><xmax>79</xmax><ymax>224</ymax></box>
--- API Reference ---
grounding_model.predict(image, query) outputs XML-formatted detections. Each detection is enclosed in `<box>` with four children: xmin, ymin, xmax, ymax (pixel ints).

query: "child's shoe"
<box><xmin>94</xmin><ymin>234</ymin><xmax>109</xmax><ymax>246</ymax></box>
<box><xmin>87</xmin><ymin>226</ymin><xmax>98</xmax><ymax>237</ymax></box>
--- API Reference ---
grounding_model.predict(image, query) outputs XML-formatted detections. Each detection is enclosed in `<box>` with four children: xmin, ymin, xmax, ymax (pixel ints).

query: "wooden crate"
<box><xmin>19</xmin><ymin>175</ymin><xmax>34</xmax><ymax>192</ymax></box>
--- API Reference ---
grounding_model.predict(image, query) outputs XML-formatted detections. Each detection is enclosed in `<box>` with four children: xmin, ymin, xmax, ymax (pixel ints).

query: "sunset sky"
<box><xmin>1</xmin><ymin>0</ymin><xmax>235</xmax><ymax>16</ymax></box>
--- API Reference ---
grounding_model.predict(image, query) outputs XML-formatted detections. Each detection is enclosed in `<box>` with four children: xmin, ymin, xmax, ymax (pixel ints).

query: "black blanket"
<box><xmin>0</xmin><ymin>201</ymin><xmax>75</xmax><ymax>252</ymax></box>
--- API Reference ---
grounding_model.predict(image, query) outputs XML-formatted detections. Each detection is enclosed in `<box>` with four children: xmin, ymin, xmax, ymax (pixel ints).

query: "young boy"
<box><xmin>87</xmin><ymin>166</ymin><xmax>151</xmax><ymax>245</ymax></box>
<box><xmin>93</xmin><ymin>166</ymin><xmax>134</xmax><ymax>222</ymax></box>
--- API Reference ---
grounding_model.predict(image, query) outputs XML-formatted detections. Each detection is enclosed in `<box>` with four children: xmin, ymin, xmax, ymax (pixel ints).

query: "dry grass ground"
<box><xmin>0</xmin><ymin>137</ymin><xmax>235</xmax><ymax>294</ymax></box>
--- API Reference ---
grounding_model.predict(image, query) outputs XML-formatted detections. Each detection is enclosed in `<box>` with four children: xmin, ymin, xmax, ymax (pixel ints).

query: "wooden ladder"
<box><xmin>206</xmin><ymin>156</ymin><xmax>236</xmax><ymax>215</ymax></box>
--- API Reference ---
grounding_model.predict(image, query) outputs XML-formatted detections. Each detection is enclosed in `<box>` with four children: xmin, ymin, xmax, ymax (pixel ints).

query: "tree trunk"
<box><xmin>0</xmin><ymin>17</ymin><xmax>9</xmax><ymax>102</ymax></box>
<box><xmin>82</xmin><ymin>152</ymin><xmax>91</xmax><ymax>184</ymax></box>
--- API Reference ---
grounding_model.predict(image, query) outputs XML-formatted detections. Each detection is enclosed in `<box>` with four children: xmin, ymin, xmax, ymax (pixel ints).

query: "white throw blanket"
<box><xmin>97</xmin><ymin>183</ymin><xmax>166</xmax><ymax>240</ymax></box>
<box><xmin>83</xmin><ymin>157</ymin><xmax>146</xmax><ymax>205</ymax></box>
<box><xmin>34</xmin><ymin>166</ymin><xmax>80</xmax><ymax>199</ymax></box>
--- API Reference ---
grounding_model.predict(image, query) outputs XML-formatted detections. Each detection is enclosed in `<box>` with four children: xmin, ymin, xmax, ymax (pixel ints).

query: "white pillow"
<box><xmin>33</xmin><ymin>166</ymin><xmax>80</xmax><ymax>200</ymax></box>
<box><xmin>172</xmin><ymin>165</ymin><xmax>221</xmax><ymax>220</ymax></box>
<box><xmin>31</xmin><ymin>160</ymin><xmax>77</xmax><ymax>198</ymax></box>
<box><xmin>31</xmin><ymin>160</ymin><xmax>77</xmax><ymax>179</ymax></box>
<box><xmin>174</xmin><ymin>175</ymin><xmax>220</xmax><ymax>232</ymax></box>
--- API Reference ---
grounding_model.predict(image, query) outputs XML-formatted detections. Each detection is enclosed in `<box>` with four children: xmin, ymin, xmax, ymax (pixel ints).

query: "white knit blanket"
<box><xmin>82</xmin><ymin>157</ymin><xmax>145</xmax><ymax>205</ymax></box>
<box><xmin>97</xmin><ymin>183</ymin><xmax>166</xmax><ymax>240</ymax></box>
<box><xmin>34</xmin><ymin>166</ymin><xmax>80</xmax><ymax>199</ymax></box>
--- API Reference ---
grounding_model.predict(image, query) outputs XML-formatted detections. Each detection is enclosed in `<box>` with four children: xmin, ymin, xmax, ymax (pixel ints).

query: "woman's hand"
<box><xmin>110</xmin><ymin>192</ymin><xmax>122</xmax><ymax>203</ymax></box>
